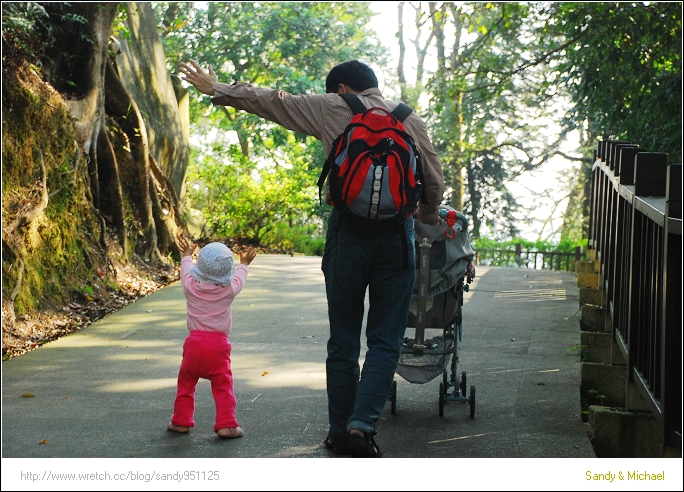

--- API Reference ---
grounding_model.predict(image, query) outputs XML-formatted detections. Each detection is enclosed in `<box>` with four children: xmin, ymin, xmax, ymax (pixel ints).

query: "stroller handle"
<box><xmin>438</xmin><ymin>208</ymin><xmax>468</xmax><ymax>236</ymax></box>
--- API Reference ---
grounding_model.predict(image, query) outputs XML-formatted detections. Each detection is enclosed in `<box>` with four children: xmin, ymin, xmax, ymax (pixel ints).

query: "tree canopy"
<box><xmin>551</xmin><ymin>1</ymin><xmax>681</xmax><ymax>162</ymax></box>
<box><xmin>3</xmin><ymin>1</ymin><xmax>681</xmax><ymax>258</ymax></box>
<box><xmin>153</xmin><ymin>2</ymin><xmax>386</xmax><ymax>251</ymax></box>
<box><xmin>152</xmin><ymin>2</ymin><xmax>681</xmax><ymax>247</ymax></box>
<box><xmin>386</xmin><ymin>1</ymin><xmax>680</xmax><ymax>240</ymax></box>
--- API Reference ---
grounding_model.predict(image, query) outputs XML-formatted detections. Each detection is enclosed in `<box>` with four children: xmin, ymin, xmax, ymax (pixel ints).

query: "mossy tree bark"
<box><xmin>42</xmin><ymin>2</ymin><xmax>184</xmax><ymax>263</ymax></box>
<box><xmin>103</xmin><ymin>58</ymin><xmax>161</xmax><ymax>262</ymax></box>
<box><xmin>2</xmin><ymin>2</ymin><xmax>187</xmax><ymax>328</ymax></box>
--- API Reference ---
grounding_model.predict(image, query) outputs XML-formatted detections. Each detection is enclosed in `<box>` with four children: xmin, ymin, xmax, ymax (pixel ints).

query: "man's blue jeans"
<box><xmin>321</xmin><ymin>209</ymin><xmax>416</xmax><ymax>443</ymax></box>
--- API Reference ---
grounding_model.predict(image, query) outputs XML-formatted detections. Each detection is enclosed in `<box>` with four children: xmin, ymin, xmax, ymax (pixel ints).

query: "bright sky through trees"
<box><xmin>369</xmin><ymin>1</ymin><xmax>579</xmax><ymax>242</ymax></box>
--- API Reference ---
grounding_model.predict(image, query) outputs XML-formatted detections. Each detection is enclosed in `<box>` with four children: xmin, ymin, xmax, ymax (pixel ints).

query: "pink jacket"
<box><xmin>180</xmin><ymin>256</ymin><xmax>249</xmax><ymax>336</ymax></box>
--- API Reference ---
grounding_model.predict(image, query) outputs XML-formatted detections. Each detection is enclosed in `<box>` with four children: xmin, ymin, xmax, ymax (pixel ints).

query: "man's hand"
<box><xmin>179</xmin><ymin>60</ymin><xmax>218</xmax><ymax>96</ymax></box>
<box><xmin>415</xmin><ymin>206</ymin><xmax>440</xmax><ymax>226</ymax></box>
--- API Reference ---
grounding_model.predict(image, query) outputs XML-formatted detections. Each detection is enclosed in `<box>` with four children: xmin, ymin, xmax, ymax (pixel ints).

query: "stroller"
<box><xmin>389</xmin><ymin>206</ymin><xmax>476</xmax><ymax>417</ymax></box>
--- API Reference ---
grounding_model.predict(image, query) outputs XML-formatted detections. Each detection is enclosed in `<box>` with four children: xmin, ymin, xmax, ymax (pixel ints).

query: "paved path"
<box><xmin>2</xmin><ymin>255</ymin><xmax>612</xmax><ymax>489</ymax></box>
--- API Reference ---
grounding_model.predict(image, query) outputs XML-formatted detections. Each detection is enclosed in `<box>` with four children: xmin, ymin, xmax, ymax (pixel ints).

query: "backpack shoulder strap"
<box><xmin>391</xmin><ymin>102</ymin><xmax>413</xmax><ymax>122</ymax></box>
<box><xmin>339</xmin><ymin>93</ymin><xmax>367</xmax><ymax>115</ymax></box>
<box><xmin>340</xmin><ymin>94</ymin><xmax>414</xmax><ymax>122</ymax></box>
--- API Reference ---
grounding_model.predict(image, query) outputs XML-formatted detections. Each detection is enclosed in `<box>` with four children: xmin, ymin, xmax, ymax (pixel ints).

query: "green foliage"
<box><xmin>154</xmin><ymin>2</ymin><xmax>385</xmax><ymax>253</ymax></box>
<box><xmin>151</xmin><ymin>2</ymin><xmax>680</xmax><ymax>253</ymax></box>
<box><xmin>2</xmin><ymin>2</ymin><xmax>98</xmax><ymax>95</ymax></box>
<box><xmin>588</xmin><ymin>389</ymin><xmax>607</xmax><ymax>406</ymax></box>
<box><xmin>474</xmin><ymin>236</ymin><xmax>587</xmax><ymax>253</ymax></box>
<box><xmin>1</xmin><ymin>2</ymin><xmax>48</xmax><ymax>34</ymax></box>
<box><xmin>1</xmin><ymin>2</ymin><xmax>49</xmax><ymax>64</ymax></box>
<box><xmin>261</xmin><ymin>222</ymin><xmax>326</xmax><ymax>257</ymax></box>
<box><xmin>112</xmin><ymin>4</ymin><xmax>130</xmax><ymax>41</ymax></box>
<box><xmin>422</xmin><ymin>1</ymin><xmax>681</xmax><ymax>244</ymax></box>
<box><xmin>11</xmin><ymin>2</ymin><xmax>93</xmax><ymax>50</ymax></box>
<box><xmin>426</xmin><ymin>3</ymin><xmax>562</xmax><ymax>240</ymax></box>
<box><xmin>186</xmin><ymin>130</ymin><xmax>326</xmax><ymax>248</ymax></box>
<box><xmin>551</xmin><ymin>2</ymin><xmax>682</xmax><ymax>162</ymax></box>
<box><xmin>473</xmin><ymin>236</ymin><xmax>586</xmax><ymax>269</ymax></box>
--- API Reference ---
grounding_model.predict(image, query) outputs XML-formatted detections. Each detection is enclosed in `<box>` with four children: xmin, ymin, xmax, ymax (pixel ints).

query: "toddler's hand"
<box><xmin>178</xmin><ymin>236</ymin><xmax>197</xmax><ymax>257</ymax></box>
<box><xmin>239</xmin><ymin>247</ymin><xmax>257</xmax><ymax>266</ymax></box>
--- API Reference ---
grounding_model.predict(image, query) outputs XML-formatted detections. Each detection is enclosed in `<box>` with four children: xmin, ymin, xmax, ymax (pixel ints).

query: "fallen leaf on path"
<box><xmin>39</xmin><ymin>440</ymin><xmax>48</xmax><ymax>445</ymax></box>
<box><xmin>261</xmin><ymin>371</ymin><xmax>269</xmax><ymax>376</ymax></box>
<box><xmin>21</xmin><ymin>393</ymin><xmax>34</xmax><ymax>398</ymax></box>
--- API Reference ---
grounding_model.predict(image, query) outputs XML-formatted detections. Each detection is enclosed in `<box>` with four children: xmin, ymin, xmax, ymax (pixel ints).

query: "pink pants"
<box><xmin>171</xmin><ymin>330</ymin><xmax>238</xmax><ymax>431</ymax></box>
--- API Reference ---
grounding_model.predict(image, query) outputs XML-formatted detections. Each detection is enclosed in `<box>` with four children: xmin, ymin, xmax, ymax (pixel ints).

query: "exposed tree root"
<box><xmin>9</xmin><ymin>150</ymin><xmax>48</xmax><ymax>232</ymax></box>
<box><xmin>97</xmin><ymin>118</ymin><xmax>128</xmax><ymax>256</ymax></box>
<box><xmin>104</xmin><ymin>59</ymin><xmax>162</xmax><ymax>262</ymax></box>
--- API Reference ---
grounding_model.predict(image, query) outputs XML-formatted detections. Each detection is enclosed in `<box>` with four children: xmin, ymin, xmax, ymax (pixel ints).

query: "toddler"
<box><xmin>168</xmin><ymin>236</ymin><xmax>256</xmax><ymax>438</ymax></box>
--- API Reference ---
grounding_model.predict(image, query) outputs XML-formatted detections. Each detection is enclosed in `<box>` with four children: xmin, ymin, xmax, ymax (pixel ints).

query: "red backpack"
<box><xmin>318</xmin><ymin>94</ymin><xmax>425</xmax><ymax>235</ymax></box>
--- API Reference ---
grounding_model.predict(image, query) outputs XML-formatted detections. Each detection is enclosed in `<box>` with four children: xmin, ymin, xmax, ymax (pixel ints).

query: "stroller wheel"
<box><xmin>469</xmin><ymin>384</ymin><xmax>476</xmax><ymax>418</ymax></box>
<box><xmin>438</xmin><ymin>382</ymin><xmax>445</xmax><ymax>417</ymax></box>
<box><xmin>390</xmin><ymin>380</ymin><xmax>397</xmax><ymax>415</ymax></box>
<box><xmin>460</xmin><ymin>371</ymin><xmax>467</xmax><ymax>397</ymax></box>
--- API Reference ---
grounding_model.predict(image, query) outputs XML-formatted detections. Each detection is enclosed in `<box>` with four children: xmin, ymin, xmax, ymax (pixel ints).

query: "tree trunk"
<box><xmin>411</xmin><ymin>3</ymin><xmax>434</xmax><ymax>94</ymax></box>
<box><xmin>116</xmin><ymin>3</ymin><xmax>190</xmax><ymax>204</ymax></box>
<box><xmin>39</xmin><ymin>2</ymin><xmax>185</xmax><ymax>263</ymax></box>
<box><xmin>51</xmin><ymin>3</ymin><xmax>119</xmax><ymax>256</ymax></box>
<box><xmin>104</xmin><ymin>59</ymin><xmax>161</xmax><ymax>261</ymax></box>
<box><xmin>96</xmin><ymin>118</ymin><xmax>128</xmax><ymax>257</ymax></box>
<box><xmin>450</xmin><ymin>89</ymin><xmax>465</xmax><ymax>213</ymax></box>
<box><xmin>397</xmin><ymin>2</ymin><xmax>407</xmax><ymax>103</ymax></box>
<box><xmin>2</xmin><ymin>1</ymin><xmax>190</xmax><ymax>337</ymax></box>
<box><xmin>467</xmin><ymin>161</ymin><xmax>482</xmax><ymax>238</ymax></box>
<box><xmin>429</xmin><ymin>3</ymin><xmax>446</xmax><ymax>73</ymax></box>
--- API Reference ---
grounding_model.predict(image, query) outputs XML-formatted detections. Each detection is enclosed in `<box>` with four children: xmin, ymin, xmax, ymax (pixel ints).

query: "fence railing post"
<box><xmin>662</xmin><ymin>163</ymin><xmax>682</xmax><ymax>456</ymax></box>
<box><xmin>587</xmin><ymin>139</ymin><xmax>681</xmax><ymax>457</ymax></box>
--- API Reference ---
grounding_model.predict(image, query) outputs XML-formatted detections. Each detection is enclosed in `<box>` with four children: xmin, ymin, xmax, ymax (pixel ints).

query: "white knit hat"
<box><xmin>188</xmin><ymin>242</ymin><xmax>235</xmax><ymax>286</ymax></box>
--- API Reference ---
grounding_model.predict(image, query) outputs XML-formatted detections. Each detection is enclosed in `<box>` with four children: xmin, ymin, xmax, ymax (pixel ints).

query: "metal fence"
<box><xmin>474</xmin><ymin>244</ymin><xmax>583</xmax><ymax>272</ymax></box>
<box><xmin>589</xmin><ymin>139</ymin><xmax>681</xmax><ymax>456</ymax></box>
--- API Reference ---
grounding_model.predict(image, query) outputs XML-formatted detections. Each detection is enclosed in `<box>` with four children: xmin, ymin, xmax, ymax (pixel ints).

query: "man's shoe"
<box><xmin>324</xmin><ymin>435</ymin><xmax>351</xmax><ymax>455</ymax></box>
<box><xmin>347</xmin><ymin>430</ymin><xmax>382</xmax><ymax>458</ymax></box>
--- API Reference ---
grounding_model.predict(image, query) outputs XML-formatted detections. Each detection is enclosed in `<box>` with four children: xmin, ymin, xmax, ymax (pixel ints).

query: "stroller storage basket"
<box><xmin>397</xmin><ymin>333</ymin><xmax>455</xmax><ymax>384</ymax></box>
<box><xmin>397</xmin><ymin>284</ymin><xmax>461</xmax><ymax>384</ymax></box>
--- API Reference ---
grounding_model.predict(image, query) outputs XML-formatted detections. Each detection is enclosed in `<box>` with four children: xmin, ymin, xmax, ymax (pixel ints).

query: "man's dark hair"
<box><xmin>325</xmin><ymin>60</ymin><xmax>379</xmax><ymax>94</ymax></box>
